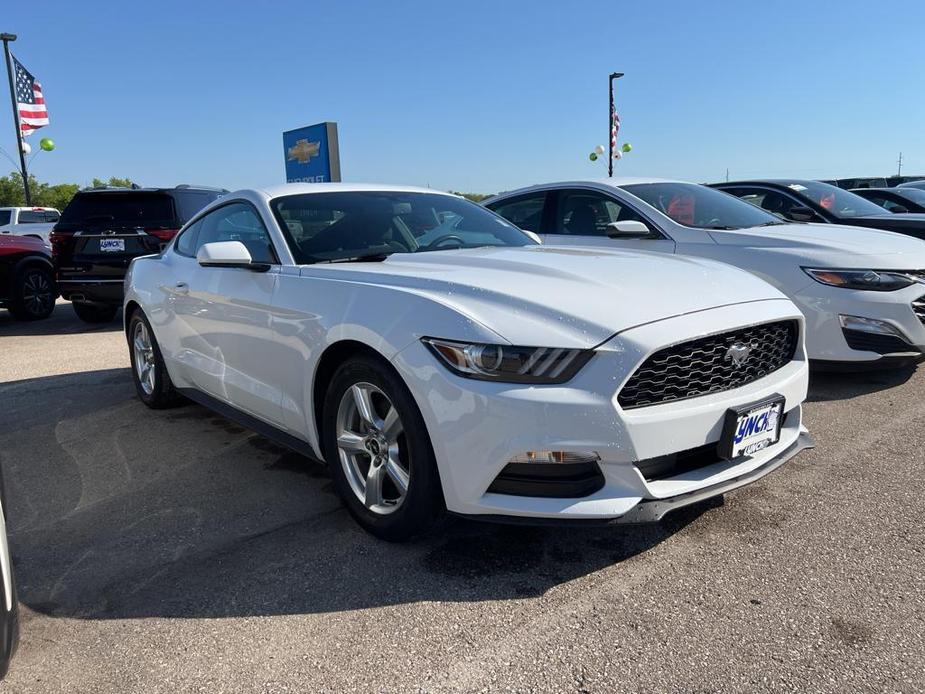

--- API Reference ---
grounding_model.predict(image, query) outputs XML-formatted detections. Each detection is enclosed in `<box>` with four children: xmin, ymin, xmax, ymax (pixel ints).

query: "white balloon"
<box><xmin>594</xmin><ymin>144</ymin><xmax>605</xmax><ymax>155</ymax></box>
<box><xmin>20</xmin><ymin>141</ymin><xmax>31</xmax><ymax>155</ymax></box>
<box><xmin>612</xmin><ymin>150</ymin><xmax>622</xmax><ymax>159</ymax></box>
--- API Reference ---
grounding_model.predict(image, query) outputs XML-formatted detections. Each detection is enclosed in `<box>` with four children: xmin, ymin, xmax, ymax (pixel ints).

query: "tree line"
<box><xmin>0</xmin><ymin>172</ymin><xmax>135</xmax><ymax>211</ymax></box>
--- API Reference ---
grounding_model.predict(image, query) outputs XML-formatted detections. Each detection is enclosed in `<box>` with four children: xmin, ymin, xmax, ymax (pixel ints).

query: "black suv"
<box><xmin>51</xmin><ymin>185</ymin><xmax>226</xmax><ymax>322</ymax></box>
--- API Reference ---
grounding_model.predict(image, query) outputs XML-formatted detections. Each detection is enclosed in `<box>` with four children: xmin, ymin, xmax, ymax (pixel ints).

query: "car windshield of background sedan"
<box><xmin>272</xmin><ymin>191</ymin><xmax>535</xmax><ymax>263</ymax></box>
<box><xmin>622</xmin><ymin>182</ymin><xmax>784</xmax><ymax>230</ymax></box>
<box><xmin>783</xmin><ymin>181</ymin><xmax>886</xmax><ymax>218</ymax></box>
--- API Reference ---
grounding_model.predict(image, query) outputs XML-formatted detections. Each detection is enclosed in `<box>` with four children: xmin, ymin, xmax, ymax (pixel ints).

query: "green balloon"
<box><xmin>621</xmin><ymin>142</ymin><xmax>632</xmax><ymax>153</ymax></box>
<box><xmin>39</xmin><ymin>138</ymin><xmax>55</xmax><ymax>152</ymax></box>
<box><xmin>589</xmin><ymin>152</ymin><xmax>598</xmax><ymax>161</ymax></box>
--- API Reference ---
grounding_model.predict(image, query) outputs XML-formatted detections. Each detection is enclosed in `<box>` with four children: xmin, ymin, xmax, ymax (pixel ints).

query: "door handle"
<box><xmin>174</xmin><ymin>281</ymin><xmax>189</xmax><ymax>295</ymax></box>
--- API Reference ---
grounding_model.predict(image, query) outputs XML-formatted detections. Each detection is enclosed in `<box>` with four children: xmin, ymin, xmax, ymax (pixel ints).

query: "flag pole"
<box><xmin>608</xmin><ymin>72</ymin><xmax>624</xmax><ymax>178</ymax></box>
<box><xmin>1</xmin><ymin>33</ymin><xmax>31</xmax><ymax>205</ymax></box>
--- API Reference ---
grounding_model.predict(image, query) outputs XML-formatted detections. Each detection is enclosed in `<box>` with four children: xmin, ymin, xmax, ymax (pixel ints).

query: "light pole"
<box><xmin>608</xmin><ymin>72</ymin><xmax>624</xmax><ymax>178</ymax></box>
<box><xmin>1</xmin><ymin>32</ymin><xmax>30</xmax><ymax>204</ymax></box>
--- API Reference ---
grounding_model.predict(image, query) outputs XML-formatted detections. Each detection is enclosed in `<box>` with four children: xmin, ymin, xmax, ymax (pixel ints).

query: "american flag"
<box><xmin>610</xmin><ymin>110</ymin><xmax>620</xmax><ymax>157</ymax></box>
<box><xmin>12</xmin><ymin>55</ymin><xmax>48</xmax><ymax>137</ymax></box>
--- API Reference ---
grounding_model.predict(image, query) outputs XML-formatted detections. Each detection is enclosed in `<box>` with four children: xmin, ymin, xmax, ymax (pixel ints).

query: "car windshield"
<box><xmin>57</xmin><ymin>192</ymin><xmax>176</xmax><ymax>228</ymax></box>
<box><xmin>782</xmin><ymin>181</ymin><xmax>886</xmax><ymax>218</ymax></box>
<box><xmin>621</xmin><ymin>182</ymin><xmax>783</xmax><ymax>230</ymax></box>
<box><xmin>897</xmin><ymin>188</ymin><xmax>925</xmax><ymax>204</ymax></box>
<box><xmin>272</xmin><ymin>191</ymin><xmax>535</xmax><ymax>264</ymax></box>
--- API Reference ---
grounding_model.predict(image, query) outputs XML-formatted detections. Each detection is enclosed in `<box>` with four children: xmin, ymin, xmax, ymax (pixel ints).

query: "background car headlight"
<box><xmin>802</xmin><ymin>268</ymin><xmax>917</xmax><ymax>291</ymax></box>
<box><xmin>422</xmin><ymin>338</ymin><xmax>593</xmax><ymax>384</ymax></box>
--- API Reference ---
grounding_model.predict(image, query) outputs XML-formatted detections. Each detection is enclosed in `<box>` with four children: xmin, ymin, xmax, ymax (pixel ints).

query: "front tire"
<box><xmin>322</xmin><ymin>355</ymin><xmax>444</xmax><ymax>541</ymax></box>
<box><xmin>128</xmin><ymin>310</ymin><xmax>181</xmax><ymax>408</ymax></box>
<box><xmin>9</xmin><ymin>265</ymin><xmax>55</xmax><ymax>320</ymax></box>
<box><xmin>73</xmin><ymin>301</ymin><xmax>118</xmax><ymax>323</ymax></box>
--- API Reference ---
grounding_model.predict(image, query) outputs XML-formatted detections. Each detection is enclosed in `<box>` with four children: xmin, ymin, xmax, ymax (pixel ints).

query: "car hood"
<box><xmin>301</xmin><ymin>246</ymin><xmax>789</xmax><ymax>348</ymax></box>
<box><xmin>708</xmin><ymin>222</ymin><xmax>925</xmax><ymax>267</ymax></box>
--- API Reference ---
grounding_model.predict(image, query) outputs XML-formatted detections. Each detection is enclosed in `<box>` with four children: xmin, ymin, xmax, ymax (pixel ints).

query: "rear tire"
<box><xmin>127</xmin><ymin>309</ymin><xmax>182</xmax><ymax>409</ymax></box>
<box><xmin>9</xmin><ymin>265</ymin><xmax>55</xmax><ymax>320</ymax></box>
<box><xmin>72</xmin><ymin>301</ymin><xmax>118</xmax><ymax>323</ymax></box>
<box><xmin>322</xmin><ymin>355</ymin><xmax>444</xmax><ymax>541</ymax></box>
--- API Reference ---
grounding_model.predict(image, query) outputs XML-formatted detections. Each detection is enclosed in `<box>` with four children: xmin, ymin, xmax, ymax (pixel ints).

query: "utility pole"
<box><xmin>725</xmin><ymin>167</ymin><xmax>730</xmax><ymax>182</ymax></box>
<box><xmin>608</xmin><ymin>72</ymin><xmax>624</xmax><ymax>177</ymax></box>
<box><xmin>897</xmin><ymin>152</ymin><xmax>903</xmax><ymax>177</ymax></box>
<box><xmin>1</xmin><ymin>32</ymin><xmax>30</xmax><ymax>205</ymax></box>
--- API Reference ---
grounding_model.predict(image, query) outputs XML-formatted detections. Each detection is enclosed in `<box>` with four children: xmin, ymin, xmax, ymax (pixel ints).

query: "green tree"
<box><xmin>449</xmin><ymin>191</ymin><xmax>493</xmax><ymax>203</ymax></box>
<box><xmin>91</xmin><ymin>176</ymin><xmax>134</xmax><ymax>189</ymax></box>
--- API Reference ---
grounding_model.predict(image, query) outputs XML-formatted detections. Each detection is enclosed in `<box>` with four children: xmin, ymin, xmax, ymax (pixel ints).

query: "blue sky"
<box><xmin>4</xmin><ymin>0</ymin><xmax>924</xmax><ymax>193</ymax></box>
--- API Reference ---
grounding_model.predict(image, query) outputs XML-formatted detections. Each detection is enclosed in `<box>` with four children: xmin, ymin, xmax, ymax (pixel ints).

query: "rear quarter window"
<box><xmin>172</xmin><ymin>191</ymin><xmax>222</xmax><ymax>224</ymax></box>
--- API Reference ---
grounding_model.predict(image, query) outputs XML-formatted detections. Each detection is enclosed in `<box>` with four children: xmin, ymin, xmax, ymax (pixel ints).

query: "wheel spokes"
<box><xmin>385</xmin><ymin>452</ymin><xmax>409</xmax><ymax>495</ymax></box>
<box><xmin>381</xmin><ymin>406</ymin><xmax>403</xmax><ymax>443</ymax></box>
<box><xmin>364</xmin><ymin>460</ymin><xmax>386</xmax><ymax>508</ymax></box>
<box><xmin>351</xmin><ymin>384</ymin><xmax>376</xmax><ymax>428</ymax></box>
<box><xmin>337</xmin><ymin>430</ymin><xmax>367</xmax><ymax>455</ymax></box>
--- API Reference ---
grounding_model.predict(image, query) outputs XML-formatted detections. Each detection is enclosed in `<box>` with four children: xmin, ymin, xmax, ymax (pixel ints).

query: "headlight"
<box><xmin>802</xmin><ymin>268</ymin><xmax>918</xmax><ymax>291</ymax></box>
<box><xmin>422</xmin><ymin>338</ymin><xmax>593</xmax><ymax>384</ymax></box>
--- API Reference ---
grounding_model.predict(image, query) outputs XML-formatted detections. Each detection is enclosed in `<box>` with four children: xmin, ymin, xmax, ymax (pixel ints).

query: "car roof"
<box><xmin>255</xmin><ymin>182</ymin><xmax>457</xmax><ymax>199</ymax></box>
<box><xmin>78</xmin><ymin>185</ymin><xmax>228</xmax><ymax>195</ymax></box>
<box><xmin>715</xmin><ymin>179</ymin><xmax>820</xmax><ymax>187</ymax></box>
<box><xmin>487</xmin><ymin>177</ymin><xmax>686</xmax><ymax>201</ymax></box>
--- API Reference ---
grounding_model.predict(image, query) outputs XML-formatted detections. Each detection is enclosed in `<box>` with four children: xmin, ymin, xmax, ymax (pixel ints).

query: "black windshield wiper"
<box><xmin>321</xmin><ymin>252</ymin><xmax>393</xmax><ymax>264</ymax></box>
<box><xmin>754</xmin><ymin>221</ymin><xmax>785</xmax><ymax>227</ymax></box>
<box><xmin>701</xmin><ymin>225</ymin><xmax>739</xmax><ymax>230</ymax></box>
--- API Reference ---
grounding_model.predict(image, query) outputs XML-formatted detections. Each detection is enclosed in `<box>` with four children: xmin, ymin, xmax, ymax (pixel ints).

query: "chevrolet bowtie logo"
<box><xmin>287</xmin><ymin>138</ymin><xmax>321</xmax><ymax>164</ymax></box>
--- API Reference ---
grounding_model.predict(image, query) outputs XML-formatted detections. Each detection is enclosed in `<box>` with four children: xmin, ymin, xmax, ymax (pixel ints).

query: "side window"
<box><xmin>196</xmin><ymin>203</ymin><xmax>277</xmax><ymax>264</ymax></box>
<box><xmin>174</xmin><ymin>219</ymin><xmax>202</xmax><ymax>257</ymax></box>
<box><xmin>879</xmin><ymin>197</ymin><xmax>904</xmax><ymax>212</ymax></box>
<box><xmin>553</xmin><ymin>190</ymin><xmax>650</xmax><ymax>236</ymax></box>
<box><xmin>487</xmin><ymin>193</ymin><xmax>546</xmax><ymax>232</ymax></box>
<box><xmin>729</xmin><ymin>188</ymin><xmax>797</xmax><ymax>220</ymax></box>
<box><xmin>18</xmin><ymin>210</ymin><xmax>46</xmax><ymax>224</ymax></box>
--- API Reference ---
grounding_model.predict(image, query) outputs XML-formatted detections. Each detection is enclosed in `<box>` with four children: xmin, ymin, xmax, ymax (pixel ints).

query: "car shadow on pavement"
<box><xmin>0</xmin><ymin>304</ymin><xmax>123</xmax><ymax>337</ymax></box>
<box><xmin>0</xmin><ymin>367</ymin><xmax>712</xmax><ymax>621</ymax></box>
<box><xmin>806</xmin><ymin>365</ymin><xmax>917</xmax><ymax>402</ymax></box>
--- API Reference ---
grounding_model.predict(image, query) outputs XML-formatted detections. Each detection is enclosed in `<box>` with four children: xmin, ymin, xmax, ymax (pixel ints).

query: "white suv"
<box><xmin>0</xmin><ymin>206</ymin><xmax>59</xmax><ymax>244</ymax></box>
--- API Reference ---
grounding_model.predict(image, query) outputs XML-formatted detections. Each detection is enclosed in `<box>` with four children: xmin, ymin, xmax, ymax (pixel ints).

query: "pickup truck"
<box><xmin>0</xmin><ymin>207</ymin><xmax>60</xmax><ymax>244</ymax></box>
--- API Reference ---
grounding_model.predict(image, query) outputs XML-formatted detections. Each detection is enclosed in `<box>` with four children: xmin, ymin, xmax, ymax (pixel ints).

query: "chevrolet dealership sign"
<box><xmin>283</xmin><ymin>122</ymin><xmax>341</xmax><ymax>183</ymax></box>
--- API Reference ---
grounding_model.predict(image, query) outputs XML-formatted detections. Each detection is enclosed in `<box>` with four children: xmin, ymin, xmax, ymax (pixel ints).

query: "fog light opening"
<box><xmin>508</xmin><ymin>450</ymin><xmax>600</xmax><ymax>465</ymax></box>
<box><xmin>838</xmin><ymin>314</ymin><xmax>910</xmax><ymax>341</ymax></box>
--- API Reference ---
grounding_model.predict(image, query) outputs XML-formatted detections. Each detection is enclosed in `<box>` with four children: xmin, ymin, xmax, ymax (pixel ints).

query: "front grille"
<box><xmin>618</xmin><ymin>320</ymin><xmax>798</xmax><ymax>410</ymax></box>
<box><xmin>913</xmin><ymin>295</ymin><xmax>925</xmax><ymax>325</ymax></box>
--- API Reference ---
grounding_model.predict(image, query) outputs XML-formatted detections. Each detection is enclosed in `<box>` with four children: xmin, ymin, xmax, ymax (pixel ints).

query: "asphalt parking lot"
<box><xmin>1</xmin><ymin>302</ymin><xmax>924</xmax><ymax>693</ymax></box>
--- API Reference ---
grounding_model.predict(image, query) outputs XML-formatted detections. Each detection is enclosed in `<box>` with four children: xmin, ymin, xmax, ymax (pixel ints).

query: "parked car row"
<box><xmin>486</xmin><ymin>178</ymin><xmax>925</xmax><ymax>369</ymax></box>
<box><xmin>0</xmin><ymin>206</ymin><xmax>59</xmax><ymax>244</ymax></box>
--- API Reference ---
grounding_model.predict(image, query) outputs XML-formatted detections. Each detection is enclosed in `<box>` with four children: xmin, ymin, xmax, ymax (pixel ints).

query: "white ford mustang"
<box><xmin>486</xmin><ymin>178</ymin><xmax>925</xmax><ymax>369</ymax></box>
<box><xmin>124</xmin><ymin>183</ymin><xmax>811</xmax><ymax>540</ymax></box>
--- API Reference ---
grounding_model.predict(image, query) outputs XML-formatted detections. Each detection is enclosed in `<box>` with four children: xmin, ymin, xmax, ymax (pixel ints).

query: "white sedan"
<box><xmin>124</xmin><ymin>183</ymin><xmax>811</xmax><ymax>540</ymax></box>
<box><xmin>486</xmin><ymin>178</ymin><xmax>925</xmax><ymax>368</ymax></box>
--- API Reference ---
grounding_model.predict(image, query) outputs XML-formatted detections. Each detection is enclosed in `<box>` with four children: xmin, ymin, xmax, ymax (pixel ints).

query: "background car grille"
<box><xmin>913</xmin><ymin>295</ymin><xmax>925</xmax><ymax>325</ymax></box>
<box><xmin>618</xmin><ymin>320</ymin><xmax>798</xmax><ymax>410</ymax></box>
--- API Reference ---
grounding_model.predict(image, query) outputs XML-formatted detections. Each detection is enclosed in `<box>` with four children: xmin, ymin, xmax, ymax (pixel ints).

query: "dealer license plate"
<box><xmin>718</xmin><ymin>396</ymin><xmax>784</xmax><ymax>460</ymax></box>
<box><xmin>99</xmin><ymin>238</ymin><xmax>125</xmax><ymax>252</ymax></box>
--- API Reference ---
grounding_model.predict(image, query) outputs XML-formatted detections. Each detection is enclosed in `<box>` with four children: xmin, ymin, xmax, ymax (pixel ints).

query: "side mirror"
<box><xmin>606</xmin><ymin>220</ymin><xmax>651</xmax><ymax>238</ymax></box>
<box><xmin>788</xmin><ymin>206</ymin><xmax>817</xmax><ymax>222</ymax></box>
<box><xmin>890</xmin><ymin>205</ymin><xmax>909</xmax><ymax>214</ymax></box>
<box><xmin>197</xmin><ymin>241</ymin><xmax>270</xmax><ymax>271</ymax></box>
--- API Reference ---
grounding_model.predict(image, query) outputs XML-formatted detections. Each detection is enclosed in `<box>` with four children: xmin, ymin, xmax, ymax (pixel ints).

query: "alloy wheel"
<box><xmin>132</xmin><ymin>321</ymin><xmax>156</xmax><ymax>395</ymax></box>
<box><xmin>335</xmin><ymin>382</ymin><xmax>410</xmax><ymax>515</ymax></box>
<box><xmin>22</xmin><ymin>270</ymin><xmax>53</xmax><ymax>317</ymax></box>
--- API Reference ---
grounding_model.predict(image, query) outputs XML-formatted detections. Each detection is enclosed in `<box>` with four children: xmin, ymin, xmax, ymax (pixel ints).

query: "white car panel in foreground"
<box><xmin>124</xmin><ymin>183</ymin><xmax>811</xmax><ymax>539</ymax></box>
<box><xmin>485</xmin><ymin>179</ymin><xmax>925</xmax><ymax>368</ymax></box>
